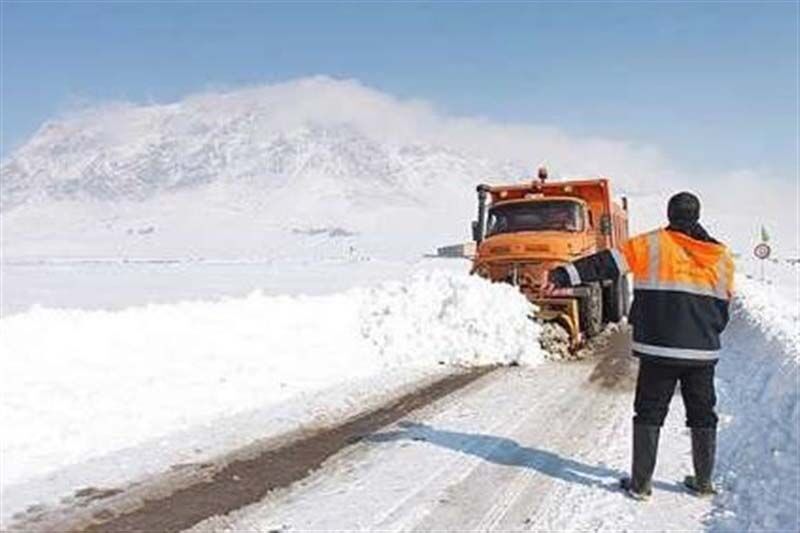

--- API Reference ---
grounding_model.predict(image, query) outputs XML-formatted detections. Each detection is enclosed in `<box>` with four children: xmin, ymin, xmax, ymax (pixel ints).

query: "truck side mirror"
<box><xmin>471</xmin><ymin>220</ymin><xmax>481</xmax><ymax>242</ymax></box>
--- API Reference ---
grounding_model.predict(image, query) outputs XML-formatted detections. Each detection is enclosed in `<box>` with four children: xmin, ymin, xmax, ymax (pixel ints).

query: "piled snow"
<box><xmin>710</xmin><ymin>268</ymin><xmax>799</xmax><ymax>530</ymax></box>
<box><xmin>360</xmin><ymin>271</ymin><xmax>542</xmax><ymax>366</ymax></box>
<box><xmin>730</xmin><ymin>269</ymin><xmax>799</xmax><ymax>361</ymax></box>
<box><xmin>0</xmin><ymin>270</ymin><xmax>542</xmax><ymax>492</ymax></box>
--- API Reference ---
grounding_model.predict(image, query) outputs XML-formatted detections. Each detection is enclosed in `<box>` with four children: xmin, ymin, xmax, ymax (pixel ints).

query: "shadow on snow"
<box><xmin>368</xmin><ymin>421</ymin><xmax>684</xmax><ymax>495</ymax></box>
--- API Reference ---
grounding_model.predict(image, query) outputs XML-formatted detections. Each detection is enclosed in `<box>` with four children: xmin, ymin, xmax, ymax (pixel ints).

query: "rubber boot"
<box><xmin>620</xmin><ymin>424</ymin><xmax>660</xmax><ymax>501</ymax></box>
<box><xmin>684</xmin><ymin>427</ymin><xmax>717</xmax><ymax>496</ymax></box>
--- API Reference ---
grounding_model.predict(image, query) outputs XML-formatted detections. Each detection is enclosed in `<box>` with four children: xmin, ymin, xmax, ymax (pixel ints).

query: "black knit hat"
<box><xmin>667</xmin><ymin>191</ymin><xmax>701</xmax><ymax>224</ymax></box>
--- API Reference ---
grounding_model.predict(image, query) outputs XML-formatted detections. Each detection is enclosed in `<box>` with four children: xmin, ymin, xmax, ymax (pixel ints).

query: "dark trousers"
<box><xmin>634</xmin><ymin>358</ymin><xmax>718</xmax><ymax>428</ymax></box>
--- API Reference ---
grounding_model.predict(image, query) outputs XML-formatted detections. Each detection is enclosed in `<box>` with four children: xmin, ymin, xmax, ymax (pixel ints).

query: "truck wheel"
<box><xmin>603</xmin><ymin>278</ymin><xmax>624</xmax><ymax>323</ymax></box>
<box><xmin>584</xmin><ymin>282</ymin><xmax>604</xmax><ymax>337</ymax></box>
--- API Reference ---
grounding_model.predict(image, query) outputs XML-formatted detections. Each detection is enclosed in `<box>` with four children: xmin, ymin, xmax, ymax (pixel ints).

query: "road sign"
<box><xmin>754</xmin><ymin>242</ymin><xmax>771</xmax><ymax>260</ymax></box>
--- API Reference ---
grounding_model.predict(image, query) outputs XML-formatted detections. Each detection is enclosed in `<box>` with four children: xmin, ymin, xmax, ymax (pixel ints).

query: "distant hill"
<box><xmin>2</xmin><ymin>77</ymin><xmax>794</xmax><ymax>259</ymax></box>
<box><xmin>1</xmin><ymin>78</ymin><xmax>522</xmax><ymax>212</ymax></box>
<box><xmin>0</xmin><ymin>78</ymin><xmax>525</xmax><ymax>259</ymax></box>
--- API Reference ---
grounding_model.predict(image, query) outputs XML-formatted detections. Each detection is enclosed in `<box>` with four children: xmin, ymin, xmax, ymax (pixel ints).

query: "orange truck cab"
<box><xmin>471</xmin><ymin>168</ymin><xmax>630</xmax><ymax>347</ymax></box>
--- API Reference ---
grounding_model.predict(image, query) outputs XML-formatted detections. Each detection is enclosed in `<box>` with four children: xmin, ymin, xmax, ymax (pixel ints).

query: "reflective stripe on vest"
<box><xmin>564</xmin><ymin>263</ymin><xmax>581</xmax><ymax>285</ymax></box>
<box><xmin>634</xmin><ymin>280</ymin><xmax>729</xmax><ymax>300</ymax></box>
<box><xmin>632</xmin><ymin>341</ymin><xmax>720</xmax><ymax>360</ymax></box>
<box><xmin>610</xmin><ymin>248</ymin><xmax>629</xmax><ymax>274</ymax></box>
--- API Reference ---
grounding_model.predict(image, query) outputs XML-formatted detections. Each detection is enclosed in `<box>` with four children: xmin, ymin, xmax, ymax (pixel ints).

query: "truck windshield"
<box><xmin>487</xmin><ymin>200</ymin><xmax>584</xmax><ymax>235</ymax></box>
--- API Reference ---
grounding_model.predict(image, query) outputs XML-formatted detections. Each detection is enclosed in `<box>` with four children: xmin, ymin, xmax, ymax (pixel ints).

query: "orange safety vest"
<box><xmin>620</xmin><ymin>229</ymin><xmax>734</xmax><ymax>300</ymax></box>
<box><xmin>617</xmin><ymin>229</ymin><xmax>734</xmax><ymax>361</ymax></box>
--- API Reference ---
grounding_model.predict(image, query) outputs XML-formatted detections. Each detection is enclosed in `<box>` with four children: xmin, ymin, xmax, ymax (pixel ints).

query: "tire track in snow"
<box><xmin>195</xmin><ymin>327</ymin><xmax>636</xmax><ymax>532</ymax></box>
<box><xmin>11</xmin><ymin>367</ymin><xmax>494</xmax><ymax>533</ymax></box>
<box><xmin>199</xmin><ymin>367</ymin><xmax>540</xmax><ymax>532</ymax></box>
<box><xmin>416</xmin><ymin>330</ymin><xmax>632</xmax><ymax>531</ymax></box>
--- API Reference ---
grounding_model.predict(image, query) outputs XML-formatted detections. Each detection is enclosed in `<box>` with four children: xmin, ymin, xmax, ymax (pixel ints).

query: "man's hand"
<box><xmin>540</xmin><ymin>282</ymin><xmax>557</xmax><ymax>297</ymax></box>
<box><xmin>539</xmin><ymin>270</ymin><xmax>557</xmax><ymax>297</ymax></box>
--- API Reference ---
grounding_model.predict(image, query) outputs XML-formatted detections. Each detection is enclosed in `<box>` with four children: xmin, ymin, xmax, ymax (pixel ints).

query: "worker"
<box><xmin>542</xmin><ymin>192</ymin><xmax>734</xmax><ymax>501</ymax></box>
<box><xmin>548</xmin><ymin>205</ymin><xmax>577</xmax><ymax>231</ymax></box>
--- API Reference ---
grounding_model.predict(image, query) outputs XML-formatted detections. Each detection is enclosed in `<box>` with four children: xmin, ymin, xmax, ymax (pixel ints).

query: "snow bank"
<box><xmin>710</xmin><ymin>271</ymin><xmax>799</xmax><ymax>531</ymax></box>
<box><xmin>730</xmin><ymin>273</ymin><xmax>799</xmax><ymax>361</ymax></box>
<box><xmin>0</xmin><ymin>270</ymin><xmax>542</xmax><ymax>492</ymax></box>
<box><xmin>360</xmin><ymin>271</ymin><xmax>542</xmax><ymax>366</ymax></box>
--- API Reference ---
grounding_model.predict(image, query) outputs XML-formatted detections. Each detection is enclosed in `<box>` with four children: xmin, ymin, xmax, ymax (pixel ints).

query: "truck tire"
<box><xmin>583</xmin><ymin>282</ymin><xmax>604</xmax><ymax>337</ymax></box>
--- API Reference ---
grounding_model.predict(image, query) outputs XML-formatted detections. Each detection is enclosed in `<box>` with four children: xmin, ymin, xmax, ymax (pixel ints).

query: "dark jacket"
<box><xmin>549</xmin><ymin>225</ymin><xmax>734</xmax><ymax>365</ymax></box>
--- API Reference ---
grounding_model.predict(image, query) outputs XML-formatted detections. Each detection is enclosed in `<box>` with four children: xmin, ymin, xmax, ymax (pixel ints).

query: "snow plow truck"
<box><xmin>470</xmin><ymin>168</ymin><xmax>630</xmax><ymax>348</ymax></box>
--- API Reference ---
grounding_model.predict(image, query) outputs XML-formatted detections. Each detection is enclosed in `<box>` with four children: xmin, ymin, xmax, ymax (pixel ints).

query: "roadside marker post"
<box><xmin>753</xmin><ymin>242</ymin><xmax>771</xmax><ymax>282</ymax></box>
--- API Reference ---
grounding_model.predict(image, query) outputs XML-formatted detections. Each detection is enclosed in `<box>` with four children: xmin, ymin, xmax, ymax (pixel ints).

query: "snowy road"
<box><xmin>3</xmin><ymin>273</ymin><xmax>796</xmax><ymax>531</ymax></box>
<box><xmin>191</xmin><ymin>328</ymin><xmax>716</xmax><ymax>532</ymax></box>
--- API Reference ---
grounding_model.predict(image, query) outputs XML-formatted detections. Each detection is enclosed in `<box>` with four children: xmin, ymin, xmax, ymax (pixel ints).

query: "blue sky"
<box><xmin>1</xmin><ymin>1</ymin><xmax>797</xmax><ymax>180</ymax></box>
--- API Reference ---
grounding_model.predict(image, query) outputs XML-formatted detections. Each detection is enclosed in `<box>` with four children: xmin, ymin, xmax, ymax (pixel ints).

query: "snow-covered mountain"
<box><xmin>0</xmin><ymin>86</ymin><xmax>521</xmax><ymax>211</ymax></box>
<box><xmin>2</xmin><ymin>77</ymin><xmax>795</xmax><ymax>259</ymax></box>
<box><xmin>0</xmin><ymin>78</ymin><xmax>530</xmax><ymax>258</ymax></box>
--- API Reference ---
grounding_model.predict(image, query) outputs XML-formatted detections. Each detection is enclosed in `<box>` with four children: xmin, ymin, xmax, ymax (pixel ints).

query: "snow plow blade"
<box><xmin>532</xmin><ymin>297</ymin><xmax>582</xmax><ymax>349</ymax></box>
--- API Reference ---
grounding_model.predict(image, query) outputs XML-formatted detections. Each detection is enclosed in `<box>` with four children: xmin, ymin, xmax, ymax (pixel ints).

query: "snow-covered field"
<box><xmin>0</xmin><ymin>258</ymin><xmax>421</xmax><ymax>317</ymax></box>
<box><xmin>0</xmin><ymin>264</ymin><xmax>544</xmax><ymax>523</ymax></box>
